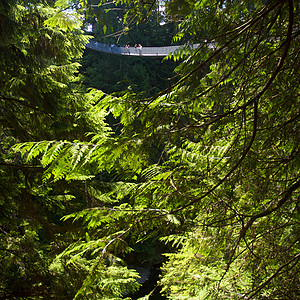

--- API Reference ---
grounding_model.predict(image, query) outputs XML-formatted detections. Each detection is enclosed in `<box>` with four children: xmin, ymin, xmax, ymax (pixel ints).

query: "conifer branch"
<box><xmin>171</xmin><ymin>0</ymin><xmax>294</xmax><ymax>214</ymax></box>
<box><xmin>0</xmin><ymin>96</ymin><xmax>51</xmax><ymax>115</ymax></box>
<box><xmin>0</xmin><ymin>162</ymin><xmax>42</xmax><ymax>169</ymax></box>
<box><xmin>245</xmin><ymin>253</ymin><xmax>300</xmax><ymax>300</ymax></box>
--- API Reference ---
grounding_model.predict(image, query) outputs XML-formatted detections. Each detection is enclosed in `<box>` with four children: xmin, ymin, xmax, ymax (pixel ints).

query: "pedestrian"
<box><xmin>138</xmin><ymin>43</ymin><xmax>142</xmax><ymax>55</ymax></box>
<box><xmin>110</xmin><ymin>44</ymin><xmax>115</xmax><ymax>52</ymax></box>
<box><xmin>126</xmin><ymin>44</ymin><xmax>130</xmax><ymax>54</ymax></box>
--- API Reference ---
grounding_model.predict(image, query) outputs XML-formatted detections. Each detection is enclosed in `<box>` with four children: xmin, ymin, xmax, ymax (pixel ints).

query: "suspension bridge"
<box><xmin>86</xmin><ymin>41</ymin><xmax>214</xmax><ymax>57</ymax></box>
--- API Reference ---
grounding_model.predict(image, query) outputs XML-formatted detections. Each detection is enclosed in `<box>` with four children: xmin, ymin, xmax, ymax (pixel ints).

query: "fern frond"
<box><xmin>13</xmin><ymin>140</ymin><xmax>102</xmax><ymax>182</ymax></box>
<box><xmin>168</xmin><ymin>140</ymin><xmax>231</xmax><ymax>169</ymax></box>
<box><xmin>41</xmin><ymin>141</ymin><xmax>66</xmax><ymax>166</ymax></box>
<box><xmin>13</xmin><ymin>141</ymin><xmax>48</xmax><ymax>161</ymax></box>
<box><xmin>44</xmin><ymin>10</ymin><xmax>82</xmax><ymax>32</ymax></box>
<box><xmin>160</xmin><ymin>234</ymin><xmax>187</xmax><ymax>248</ymax></box>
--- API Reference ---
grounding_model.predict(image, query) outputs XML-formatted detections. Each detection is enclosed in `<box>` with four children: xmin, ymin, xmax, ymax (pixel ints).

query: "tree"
<box><xmin>10</xmin><ymin>0</ymin><xmax>300</xmax><ymax>299</ymax></box>
<box><xmin>0</xmin><ymin>0</ymin><xmax>87</xmax><ymax>297</ymax></box>
<box><xmin>0</xmin><ymin>0</ymin><xmax>140</xmax><ymax>298</ymax></box>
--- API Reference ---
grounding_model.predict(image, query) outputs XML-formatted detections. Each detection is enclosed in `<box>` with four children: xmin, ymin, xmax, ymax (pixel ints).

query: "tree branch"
<box><xmin>244</xmin><ymin>252</ymin><xmax>300</xmax><ymax>300</ymax></box>
<box><xmin>171</xmin><ymin>0</ymin><xmax>294</xmax><ymax>214</ymax></box>
<box><xmin>238</xmin><ymin>178</ymin><xmax>300</xmax><ymax>242</ymax></box>
<box><xmin>0</xmin><ymin>95</ymin><xmax>51</xmax><ymax>115</ymax></box>
<box><xmin>0</xmin><ymin>162</ymin><xmax>43</xmax><ymax>169</ymax></box>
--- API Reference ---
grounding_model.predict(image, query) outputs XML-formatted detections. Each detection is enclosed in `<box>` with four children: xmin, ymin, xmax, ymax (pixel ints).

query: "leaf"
<box><xmin>44</xmin><ymin>11</ymin><xmax>82</xmax><ymax>32</ymax></box>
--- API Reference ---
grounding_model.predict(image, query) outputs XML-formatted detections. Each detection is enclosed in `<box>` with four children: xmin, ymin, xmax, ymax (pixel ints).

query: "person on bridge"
<box><xmin>125</xmin><ymin>44</ymin><xmax>130</xmax><ymax>55</ymax></box>
<box><xmin>138</xmin><ymin>44</ymin><xmax>142</xmax><ymax>55</ymax></box>
<box><xmin>110</xmin><ymin>44</ymin><xmax>115</xmax><ymax>52</ymax></box>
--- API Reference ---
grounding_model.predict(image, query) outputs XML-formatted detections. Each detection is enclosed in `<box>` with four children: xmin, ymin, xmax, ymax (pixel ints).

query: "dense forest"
<box><xmin>0</xmin><ymin>0</ymin><xmax>299</xmax><ymax>299</ymax></box>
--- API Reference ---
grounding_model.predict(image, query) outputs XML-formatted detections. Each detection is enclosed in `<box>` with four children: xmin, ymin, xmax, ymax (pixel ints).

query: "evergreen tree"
<box><xmin>0</xmin><ymin>0</ymin><xmax>85</xmax><ymax>297</ymax></box>
<box><xmin>1</xmin><ymin>0</ymin><xmax>139</xmax><ymax>298</ymax></box>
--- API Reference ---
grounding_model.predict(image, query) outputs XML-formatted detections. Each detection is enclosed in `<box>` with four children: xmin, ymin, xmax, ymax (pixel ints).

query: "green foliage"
<box><xmin>160</xmin><ymin>230</ymin><xmax>253</xmax><ymax>299</ymax></box>
<box><xmin>52</xmin><ymin>250</ymin><xmax>141</xmax><ymax>299</ymax></box>
<box><xmin>3</xmin><ymin>0</ymin><xmax>300</xmax><ymax>299</ymax></box>
<box><xmin>44</xmin><ymin>10</ymin><xmax>83</xmax><ymax>32</ymax></box>
<box><xmin>0</xmin><ymin>0</ymin><xmax>97</xmax><ymax>298</ymax></box>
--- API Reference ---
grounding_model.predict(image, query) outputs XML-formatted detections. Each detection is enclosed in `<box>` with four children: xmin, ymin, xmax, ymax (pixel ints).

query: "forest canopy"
<box><xmin>1</xmin><ymin>0</ymin><xmax>299</xmax><ymax>299</ymax></box>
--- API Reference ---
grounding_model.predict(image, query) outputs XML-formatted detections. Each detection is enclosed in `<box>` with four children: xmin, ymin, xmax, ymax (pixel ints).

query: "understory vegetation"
<box><xmin>0</xmin><ymin>0</ymin><xmax>299</xmax><ymax>299</ymax></box>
